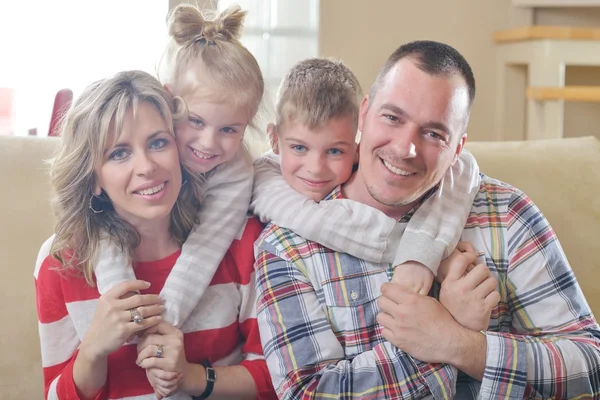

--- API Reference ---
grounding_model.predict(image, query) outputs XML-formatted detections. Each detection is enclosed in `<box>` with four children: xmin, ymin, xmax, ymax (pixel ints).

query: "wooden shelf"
<box><xmin>494</xmin><ymin>26</ymin><xmax>600</xmax><ymax>43</ymax></box>
<box><xmin>527</xmin><ymin>86</ymin><xmax>600</xmax><ymax>102</ymax></box>
<box><xmin>513</xmin><ymin>0</ymin><xmax>600</xmax><ymax>6</ymax></box>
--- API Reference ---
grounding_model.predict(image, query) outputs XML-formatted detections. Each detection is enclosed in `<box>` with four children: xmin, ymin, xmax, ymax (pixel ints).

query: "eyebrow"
<box><xmin>380</xmin><ymin>103</ymin><xmax>451</xmax><ymax>135</ymax></box>
<box><xmin>188</xmin><ymin>112</ymin><xmax>246</xmax><ymax>127</ymax></box>
<box><xmin>284</xmin><ymin>137</ymin><xmax>353</xmax><ymax>147</ymax></box>
<box><xmin>104</xmin><ymin>130</ymin><xmax>169</xmax><ymax>155</ymax></box>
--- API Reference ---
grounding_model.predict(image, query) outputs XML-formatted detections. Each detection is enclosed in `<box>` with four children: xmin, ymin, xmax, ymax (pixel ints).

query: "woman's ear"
<box><xmin>267</xmin><ymin>123</ymin><xmax>279</xmax><ymax>155</ymax></box>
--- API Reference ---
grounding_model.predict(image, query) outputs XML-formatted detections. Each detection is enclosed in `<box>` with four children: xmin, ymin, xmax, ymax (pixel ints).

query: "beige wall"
<box><xmin>319</xmin><ymin>1</ymin><xmax>600</xmax><ymax>141</ymax></box>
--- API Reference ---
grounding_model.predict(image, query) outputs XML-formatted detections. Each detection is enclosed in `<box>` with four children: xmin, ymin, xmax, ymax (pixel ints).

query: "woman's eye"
<box><xmin>221</xmin><ymin>127</ymin><xmax>237</xmax><ymax>134</ymax></box>
<box><xmin>109</xmin><ymin>149</ymin><xmax>128</xmax><ymax>161</ymax></box>
<box><xmin>328</xmin><ymin>148</ymin><xmax>343</xmax><ymax>156</ymax></box>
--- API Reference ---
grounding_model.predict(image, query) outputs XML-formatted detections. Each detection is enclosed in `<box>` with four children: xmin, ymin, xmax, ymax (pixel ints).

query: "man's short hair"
<box><xmin>369</xmin><ymin>40</ymin><xmax>476</xmax><ymax>107</ymax></box>
<box><xmin>275</xmin><ymin>58</ymin><xmax>363</xmax><ymax>130</ymax></box>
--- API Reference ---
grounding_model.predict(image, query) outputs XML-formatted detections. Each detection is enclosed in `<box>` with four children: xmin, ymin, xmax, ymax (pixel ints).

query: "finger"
<box><xmin>445</xmin><ymin>252</ymin><xmax>479</xmax><ymax>281</ymax></box>
<box><xmin>474</xmin><ymin>276</ymin><xmax>498</xmax><ymax>299</ymax></box>
<box><xmin>137</xmin><ymin>343</ymin><xmax>165</xmax><ymax>365</ymax></box>
<box><xmin>106</xmin><ymin>280</ymin><xmax>151</xmax><ymax>299</ymax></box>
<box><xmin>380</xmin><ymin>282</ymin><xmax>415</xmax><ymax>305</ymax></box>
<box><xmin>139</xmin><ymin>356</ymin><xmax>169</xmax><ymax>370</ymax></box>
<box><xmin>457</xmin><ymin>241</ymin><xmax>477</xmax><ymax>254</ymax></box>
<box><xmin>120</xmin><ymin>294</ymin><xmax>163</xmax><ymax>310</ymax></box>
<box><xmin>377</xmin><ymin>292</ymin><xmax>403</xmax><ymax>317</ymax></box>
<box><xmin>463</xmin><ymin>264</ymin><xmax>491</xmax><ymax>289</ymax></box>
<box><xmin>151</xmin><ymin>369</ymin><xmax>181</xmax><ymax>382</ymax></box>
<box><xmin>376</xmin><ymin>311</ymin><xmax>397</xmax><ymax>330</ymax></box>
<box><xmin>484</xmin><ymin>290</ymin><xmax>501</xmax><ymax>310</ymax></box>
<box><xmin>128</xmin><ymin>315</ymin><xmax>163</xmax><ymax>334</ymax></box>
<box><xmin>123</xmin><ymin>304</ymin><xmax>165</xmax><ymax>325</ymax></box>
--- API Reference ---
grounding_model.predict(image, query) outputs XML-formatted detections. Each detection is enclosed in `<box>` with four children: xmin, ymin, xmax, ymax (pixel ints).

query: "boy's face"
<box><xmin>273</xmin><ymin>116</ymin><xmax>358</xmax><ymax>202</ymax></box>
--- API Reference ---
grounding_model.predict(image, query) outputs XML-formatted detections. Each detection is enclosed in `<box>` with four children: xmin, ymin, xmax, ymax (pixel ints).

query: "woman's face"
<box><xmin>94</xmin><ymin>101</ymin><xmax>182</xmax><ymax>229</ymax></box>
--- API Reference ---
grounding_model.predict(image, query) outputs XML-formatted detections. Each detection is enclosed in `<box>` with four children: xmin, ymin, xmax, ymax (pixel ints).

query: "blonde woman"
<box><xmin>35</xmin><ymin>70</ymin><xmax>275</xmax><ymax>399</ymax></box>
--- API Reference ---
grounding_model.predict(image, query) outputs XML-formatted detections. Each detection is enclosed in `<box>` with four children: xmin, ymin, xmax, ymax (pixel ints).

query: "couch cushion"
<box><xmin>0</xmin><ymin>136</ymin><xmax>59</xmax><ymax>398</ymax></box>
<box><xmin>467</xmin><ymin>136</ymin><xmax>600</xmax><ymax>316</ymax></box>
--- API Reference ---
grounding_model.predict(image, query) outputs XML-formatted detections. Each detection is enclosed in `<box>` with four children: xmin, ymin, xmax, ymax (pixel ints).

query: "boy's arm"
<box><xmin>394</xmin><ymin>149</ymin><xmax>481</xmax><ymax>273</ymax></box>
<box><xmin>251</xmin><ymin>152</ymin><xmax>403</xmax><ymax>263</ymax></box>
<box><xmin>160</xmin><ymin>148</ymin><xmax>254</xmax><ymax>327</ymax></box>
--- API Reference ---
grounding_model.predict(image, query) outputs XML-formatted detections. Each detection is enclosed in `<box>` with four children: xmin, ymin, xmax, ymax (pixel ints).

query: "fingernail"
<box><xmin>160</xmin><ymin>305</ymin><xmax>166</xmax><ymax>311</ymax></box>
<box><xmin>157</xmin><ymin>296</ymin><xmax>163</xmax><ymax>301</ymax></box>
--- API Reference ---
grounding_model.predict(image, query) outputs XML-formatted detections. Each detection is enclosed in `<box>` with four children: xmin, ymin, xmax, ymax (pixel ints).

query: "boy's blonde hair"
<box><xmin>49</xmin><ymin>70</ymin><xmax>202</xmax><ymax>286</ymax></box>
<box><xmin>275</xmin><ymin>58</ymin><xmax>363</xmax><ymax>131</ymax></box>
<box><xmin>162</xmin><ymin>4</ymin><xmax>264</xmax><ymax>123</ymax></box>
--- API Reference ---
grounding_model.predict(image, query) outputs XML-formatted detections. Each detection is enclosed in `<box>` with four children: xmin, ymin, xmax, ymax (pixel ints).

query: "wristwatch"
<box><xmin>192</xmin><ymin>360</ymin><xmax>216</xmax><ymax>399</ymax></box>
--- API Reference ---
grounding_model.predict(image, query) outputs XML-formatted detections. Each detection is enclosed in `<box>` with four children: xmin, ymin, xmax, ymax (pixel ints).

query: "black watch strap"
<box><xmin>192</xmin><ymin>360</ymin><xmax>216</xmax><ymax>399</ymax></box>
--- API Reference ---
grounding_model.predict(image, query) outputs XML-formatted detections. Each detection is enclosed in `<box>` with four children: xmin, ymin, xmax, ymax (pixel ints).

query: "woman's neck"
<box><xmin>130</xmin><ymin>217</ymin><xmax>180</xmax><ymax>262</ymax></box>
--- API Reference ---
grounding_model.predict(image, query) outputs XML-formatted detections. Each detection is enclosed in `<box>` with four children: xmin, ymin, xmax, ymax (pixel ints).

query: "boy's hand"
<box><xmin>391</xmin><ymin>261</ymin><xmax>434</xmax><ymax>295</ymax></box>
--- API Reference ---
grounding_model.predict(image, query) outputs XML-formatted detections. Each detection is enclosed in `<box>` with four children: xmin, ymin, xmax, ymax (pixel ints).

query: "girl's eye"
<box><xmin>221</xmin><ymin>127</ymin><xmax>237</xmax><ymax>134</ymax></box>
<box><xmin>189</xmin><ymin>117</ymin><xmax>204</xmax><ymax>127</ymax></box>
<box><xmin>328</xmin><ymin>148</ymin><xmax>343</xmax><ymax>156</ymax></box>
<box><xmin>109</xmin><ymin>149</ymin><xmax>128</xmax><ymax>161</ymax></box>
<box><xmin>149</xmin><ymin>138</ymin><xmax>169</xmax><ymax>150</ymax></box>
<box><xmin>292</xmin><ymin>145</ymin><xmax>307</xmax><ymax>153</ymax></box>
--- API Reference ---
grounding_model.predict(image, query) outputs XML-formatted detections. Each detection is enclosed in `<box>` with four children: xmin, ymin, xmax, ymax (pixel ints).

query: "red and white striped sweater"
<box><xmin>34</xmin><ymin>217</ymin><xmax>276</xmax><ymax>400</ymax></box>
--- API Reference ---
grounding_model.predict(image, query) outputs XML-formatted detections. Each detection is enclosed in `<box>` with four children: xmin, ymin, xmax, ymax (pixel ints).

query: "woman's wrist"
<box><xmin>182</xmin><ymin>362</ymin><xmax>207</xmax><ymax>396</ymax></box>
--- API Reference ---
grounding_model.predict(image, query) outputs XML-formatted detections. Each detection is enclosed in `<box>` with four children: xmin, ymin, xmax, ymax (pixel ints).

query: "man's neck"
<box><xmin>342</xmin><ymin>171</ymin><xmax>419</xmax><ymax>221</ymax></box>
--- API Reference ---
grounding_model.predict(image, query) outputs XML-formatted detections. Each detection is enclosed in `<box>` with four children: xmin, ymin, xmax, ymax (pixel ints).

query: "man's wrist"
<box><xmin>443</xmin><ymin>327</ymin><xmax>487</xmax><ymax>380</ymax></box>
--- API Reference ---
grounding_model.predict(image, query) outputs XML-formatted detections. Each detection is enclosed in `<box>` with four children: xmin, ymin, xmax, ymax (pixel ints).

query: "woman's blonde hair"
<box><xmin>49</xmin><ymin>70</ymin><xmax>202</xmax><ymax>285</ymax></box>
<box><xmin>161</xmin><ymin>3</ymin><xmax>268</xmax><ymax>155</ymax></box>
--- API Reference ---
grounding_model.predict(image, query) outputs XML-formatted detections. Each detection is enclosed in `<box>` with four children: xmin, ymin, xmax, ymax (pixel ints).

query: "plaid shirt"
<box><xmin>255</xmin><ymin>174</ymin><xmax>600</xmax><ymax>399</ymax></box>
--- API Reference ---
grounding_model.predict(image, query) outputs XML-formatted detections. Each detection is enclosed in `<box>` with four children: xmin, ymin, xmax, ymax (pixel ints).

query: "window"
<box><xmin>218</xmin><ymin>0</ymin><xmax>319</xmax><ymax>100</ymax></box>
<box><xmin>0</xmin><ymin>1</ymin><xmax>168</xmax><ymax>136</ymax></box>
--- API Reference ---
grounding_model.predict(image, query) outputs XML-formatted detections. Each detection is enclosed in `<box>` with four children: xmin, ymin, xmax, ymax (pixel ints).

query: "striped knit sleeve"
<box><xmin>479</xmin><ymin>189</ymin><xmax>600</xmax><ymax>399</ymax></box>
<box><xmin>158</xmin><ymin>148</ymin><xmax>254</xmax><ymax>327</ymax></box>
<box><xmin>393</xmin><ymin>149</ymin><xmax>481</xmax><ymax>272</ymax></box>
<box><xmin>34</xmin><ymin>236</ymin><xmax>107</xmax><ymax>400</ymax></box>
<box><xmin>250</xmin><ymin>152</ymin><xmax>403</xmax><ymax>263</ymax></box>
<box><xmin>229</xmin><ymin>218</ymin><xmax>276</xmax><ymax>399</ymax></box>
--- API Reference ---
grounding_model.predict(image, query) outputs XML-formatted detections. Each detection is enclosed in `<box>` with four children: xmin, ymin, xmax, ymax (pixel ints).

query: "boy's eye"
<box><xmin>328</xmin><ymin>148</ymin><xmax>343</xmax><ymax>156</ymax></box>
<box><xmin>109</xmin><ymin>149</ymin><xmax>128</xmax><ymax>161</ymax></box>
<box><xmin>149</xmin><ymin>138</ymin><xmax>169</xmax><ymax>150</ymax></box>
<box><xmin>221</xmin><ymin>127</ymin><xmax>237</xmax><ymax>134</ymax></box>
<box><xmin>291</xmin><ymin>144</ymin><xmax>307</xmax><ymax>153</ymax></box>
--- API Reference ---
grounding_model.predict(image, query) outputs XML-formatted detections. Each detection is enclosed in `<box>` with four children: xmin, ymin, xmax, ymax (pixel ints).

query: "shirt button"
<box><xmin>350</xmin><ymin>291</ymin><xmax>359</xmax><ymax>301</ymax></box>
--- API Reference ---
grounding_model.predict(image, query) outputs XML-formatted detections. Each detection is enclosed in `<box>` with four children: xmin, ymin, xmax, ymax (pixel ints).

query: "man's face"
<box><xmin>355</xmin><ymin>57</ymin><xmax>469</xmax><ymax>214</ymax></box>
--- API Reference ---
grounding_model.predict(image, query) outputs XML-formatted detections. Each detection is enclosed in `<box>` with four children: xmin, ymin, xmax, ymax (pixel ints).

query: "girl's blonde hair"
<box><xmin>161</xmin><ymin>3</ymin><xmax>268</xmax><ymax>154</ymax></box>
<box><xmin>49</xmin><ymin>70</ymin><xmax>202</xmax><ymax>285</ymax></box>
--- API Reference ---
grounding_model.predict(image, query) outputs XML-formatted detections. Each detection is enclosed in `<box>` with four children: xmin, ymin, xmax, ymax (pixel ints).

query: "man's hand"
<box><xmin>438</xmin><ymin>244</ymin><xmax>500</xmax><ymax>332</ymax></box>
<box><xmin>391</xmin><ymin>261</ymin><xmax>434</xmax><ymax>295</ymax></box>
<box><xmin>377</xmin><ymin>283</ymin><xmax>465</xmax><ymax>363</ymax></box>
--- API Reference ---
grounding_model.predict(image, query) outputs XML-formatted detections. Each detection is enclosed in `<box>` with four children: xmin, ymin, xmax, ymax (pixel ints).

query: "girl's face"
<box><xmin>176</xmin><ymin>96</ymin><xmax>251</xmax><ymax>174</ymax></box>
<box><xmin>94</xmin><ymin>101</ymin><xmax>182</xmax><ymax>229</ymax></box>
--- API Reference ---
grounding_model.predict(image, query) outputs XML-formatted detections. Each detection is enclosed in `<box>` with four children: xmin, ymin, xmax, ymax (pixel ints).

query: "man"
<box><xmin>254</xmin><ymin>40</ymin><xmax>600</xmax><ymax>399</ymax></box>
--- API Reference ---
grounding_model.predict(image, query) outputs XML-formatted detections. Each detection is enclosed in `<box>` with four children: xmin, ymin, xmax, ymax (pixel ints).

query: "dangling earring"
<box><xmin>88</xmin><ymin>193</ymin><xmax>105</xmax><ymax>214</ymax></box>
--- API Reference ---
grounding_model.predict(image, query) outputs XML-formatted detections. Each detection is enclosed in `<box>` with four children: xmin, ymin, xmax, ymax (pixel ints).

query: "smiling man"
<box><xmin>255</xmin><ymin>40</ymin><xmax>600</xmax><ymax>399</ymax></box>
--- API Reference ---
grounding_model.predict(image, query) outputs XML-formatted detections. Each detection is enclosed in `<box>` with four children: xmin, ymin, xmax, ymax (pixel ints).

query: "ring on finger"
<box><xmin>129</xmin><ymin>307</ymin><xmax>143</xmax><ymax>324</ymax></box>
<box><xmin>156</xmin><ymin>344</ymin><xmax>164</xmax><ymax>358</ymax></box>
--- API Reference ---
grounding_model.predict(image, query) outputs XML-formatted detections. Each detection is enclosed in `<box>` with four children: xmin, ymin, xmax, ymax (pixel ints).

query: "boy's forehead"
<box><xmin>279</xmin><ymin>115</ymin><xmax>358</xmax><ymax>142</ymax></box>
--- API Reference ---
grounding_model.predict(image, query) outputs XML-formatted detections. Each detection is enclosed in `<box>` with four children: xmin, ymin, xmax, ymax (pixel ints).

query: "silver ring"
<box><xmin>130</xmin><ymin>308</ymin><xmax>143</xmax><ymax>324</ymax></box>
<box><xmin>156</xmin><ymin>344</ymin><xmax>163</xmax><ymax>358</ymax></box>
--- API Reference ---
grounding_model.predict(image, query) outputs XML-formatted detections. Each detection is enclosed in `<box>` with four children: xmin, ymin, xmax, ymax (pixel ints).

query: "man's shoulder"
<box><xmin>256</xmin><ymin>222</ymin><xmax>328</xmax><ymax>262</ymax></box>
<box><xmin>471</xmin><ymin>174</ymin><xmax>542</xmax><ymax>223</ymax></box>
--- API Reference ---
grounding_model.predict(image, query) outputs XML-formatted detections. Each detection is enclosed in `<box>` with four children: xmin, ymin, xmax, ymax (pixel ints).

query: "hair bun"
<box><xmin>168</xmin><ymin>4</ymin><xmax>246</xmax><ymax>46</ymax></box>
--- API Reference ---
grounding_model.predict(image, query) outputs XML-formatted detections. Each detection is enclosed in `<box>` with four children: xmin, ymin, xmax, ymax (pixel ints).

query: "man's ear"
<box><xmin>267</xmin><ymin>123</ymin><xmax>279</xmax><ymax>155</ymax></box>
<box><xmin>451</xmin><ymin>133</ymin><xmax>467</xmax><ymax>166</ymax></box>
<box><xmin>358</xmin><ymin>96</ymin><xmax>369</xmax><ymax>135</ymax></box>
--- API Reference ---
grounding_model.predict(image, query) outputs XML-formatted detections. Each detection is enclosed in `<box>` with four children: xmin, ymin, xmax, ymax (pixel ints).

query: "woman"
<box><xmin>35</xmin><ymin>70</ymin><xmax>274</xmax><ymax>399</ymax></box>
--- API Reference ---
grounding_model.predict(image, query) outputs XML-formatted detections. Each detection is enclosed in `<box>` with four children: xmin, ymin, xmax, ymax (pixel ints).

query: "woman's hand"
<box><xmin>79</xmin><ymin>280</ymin><xmax>164</xmax><ymax>361</ymax></box>
<box><xmin>136</xmin><ymin>321</ymin><xmax>188</xmax><ymax>398</ymax></box>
